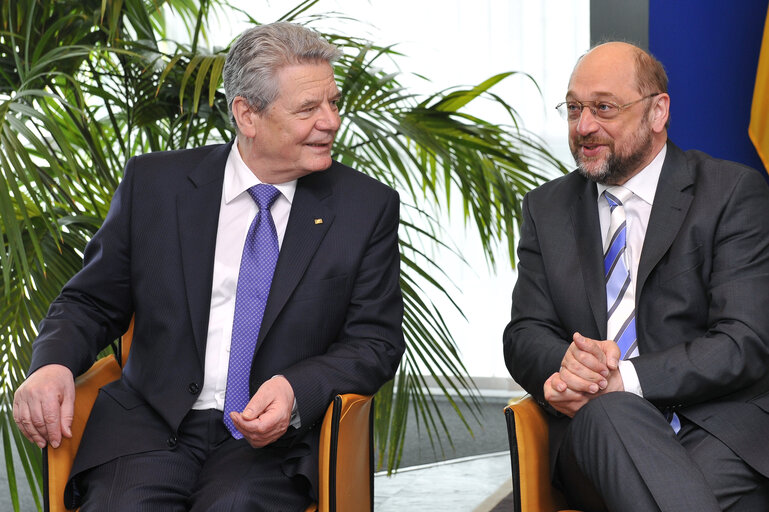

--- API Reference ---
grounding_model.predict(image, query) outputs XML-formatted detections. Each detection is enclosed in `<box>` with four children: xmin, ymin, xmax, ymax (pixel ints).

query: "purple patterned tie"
<box><xmin>223</xmin><ymin>184</ymin><xmax>281</xmax><ymax>438</ymax></box>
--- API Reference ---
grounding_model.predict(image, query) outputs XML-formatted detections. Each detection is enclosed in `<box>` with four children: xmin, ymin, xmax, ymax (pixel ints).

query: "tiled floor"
<box><xmin>375</xmin><ymin>451</ymin><xmax>512</xmax><ymax>511</ymax></box>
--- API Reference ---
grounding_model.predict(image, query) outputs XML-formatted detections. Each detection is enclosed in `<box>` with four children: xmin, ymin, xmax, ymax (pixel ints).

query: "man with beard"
<box><xmin>503</xmin><ymin>42</ymin><xmax>769</xmax><ymax>511</ymax></box>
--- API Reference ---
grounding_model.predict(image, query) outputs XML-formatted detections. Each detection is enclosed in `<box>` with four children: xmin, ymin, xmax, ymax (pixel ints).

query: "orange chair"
<box><xmin>504</xmin><ymin>396</ymin><xmax>580</xmax><ymax>512</ymax></box>
<box><xmin>44</xmin><ymin>319</ymin><xmax>374</xmax><ymax>512</ymax></box>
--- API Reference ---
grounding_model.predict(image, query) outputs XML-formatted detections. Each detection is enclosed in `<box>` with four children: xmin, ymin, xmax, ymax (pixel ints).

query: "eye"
<box><xmin>596</xmin><ymin>102</ymin><xmax>616</xmax><ymax>112</ymax></box>
<box><xmin>565</xmin><ymin>102</ymin><xmax>581</xmax><ymax>112</ymax></box>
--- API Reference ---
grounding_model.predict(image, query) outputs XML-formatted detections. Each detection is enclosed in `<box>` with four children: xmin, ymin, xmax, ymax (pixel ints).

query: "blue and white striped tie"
<box><xmin>604</xmin><ymin>187</ymin><xmax>638</xmax><ymax>360</ymax></box>
<box><xmin>604</xmin><ymin>187</ymin><xmax>680</xmax><ymax>432</ymax></box>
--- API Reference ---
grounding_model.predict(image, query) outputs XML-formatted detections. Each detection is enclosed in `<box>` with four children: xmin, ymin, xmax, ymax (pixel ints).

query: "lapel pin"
<box><xmin>314</xmin><ymin>218</ymin><xmax>323</xmax><ymax>225</ymax></box>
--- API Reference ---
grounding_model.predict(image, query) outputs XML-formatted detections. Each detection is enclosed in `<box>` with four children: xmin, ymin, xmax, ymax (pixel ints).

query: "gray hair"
<box><xmin>223</xmin><ymin>22</ymin><xmax>341</xmax><ymax>126</ymax></box>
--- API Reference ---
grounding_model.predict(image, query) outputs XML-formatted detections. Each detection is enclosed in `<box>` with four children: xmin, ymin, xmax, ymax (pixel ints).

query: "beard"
<box><xmin>571</xmin><ymin>121</ymin><xmax>654</xmax><ymax>185</ymax></box>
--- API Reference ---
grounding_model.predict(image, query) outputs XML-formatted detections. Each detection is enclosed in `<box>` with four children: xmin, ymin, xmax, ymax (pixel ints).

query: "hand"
<box><xmin>545</xmin><ymin>353</ymin><xmax>625</xmax><ymax>417</ymax></box>
<box><xmin>230</xmin><ymin>375</ymin><xmax>295</xmax><ymax>448</ymax></box>
<box><xmin>558</xmin><ymin>332</ymin><xmax>621</xmax><ymax>394</ymax></box>
<box><xmin>13</xmin><ymin>364</ymin><xmax>75</xmax><ymax>449</ymax></box>
<box><xmin>544</xmin><ymin>371</ymin><xmax>590</xmax><ymax>417</ymax></box>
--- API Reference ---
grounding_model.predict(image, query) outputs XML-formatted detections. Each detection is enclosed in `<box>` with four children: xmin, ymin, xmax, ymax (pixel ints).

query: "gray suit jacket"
<box><xmin>504</xmin><ymin>141</ymin><xmax>769</xmax><ymax>476</ymax></box>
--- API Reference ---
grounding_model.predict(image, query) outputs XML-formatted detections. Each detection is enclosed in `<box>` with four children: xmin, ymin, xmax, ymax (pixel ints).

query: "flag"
<box><xmin>749</xmin><ymin>4</ymin><xmax>769</xmax><ymax>173</ymax></box>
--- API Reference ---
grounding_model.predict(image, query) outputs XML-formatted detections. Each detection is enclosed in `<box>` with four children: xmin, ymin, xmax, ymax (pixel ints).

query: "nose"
<box><xmin>316</xmin><ymin>103</ymin><xmax>341</xmax><ymax>132</ymax></box>
<box><xmin>574</xmin><ymin>106</ymin><xmax>599</xmax><ymax>136</ymax></box>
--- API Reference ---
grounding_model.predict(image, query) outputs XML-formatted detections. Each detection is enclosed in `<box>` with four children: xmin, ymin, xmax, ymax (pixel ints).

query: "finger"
<box><xmin>544</xmin><ymin>375</ymin><xmax>587</xmax><ymax>417</ymax></box>
<box><xmin>13</xmin><ymin>400</ymin><xmax>46</xmax><ymax>448</ymax></box>
<box><xmin>543</xmin><ymin>374</ymin><xmax>559</xmax><ymax>402</ymax></box>
<box><xmin>59</xmin><ymin>387</ymin><xmax>75</xmax><ymax>439</ymax></box>
<box><xmin>559</xmin><ymin>366</ymin><xmax>606</xmax><ymax>393</ymax></box>
<box><xmin>561</xmin><ymin>345</ymin><xmax>609</xmax><ymax>386</ymax></box>
<box><xmin>601</xmin><ymin>341</ymin><xmax>622</xmax><ymax>370</ymax></box>
<box><xmin>547</xmin><ymin>372</ymin><xmax>568</xmax><ymax>393</ymax></box>
<box><xmin>241</xmin><ymin>392</ymin><xmax>268</xmax><ymax>421</ymax></box>
<box><xmin>40</xmin><ymin>398</ymin><xmax>64</xmax><ymax>448</ymax></box>
<box><xmin>571</xmin><ymin>333</ymin><xmax>610</xmax><ymax>376</ymax></box>
<box><xmin>26</xmin><ymin>402</ymin><xmax>51</xmax><ymax>449</ymax></box>
<box><xmin>573</xmin><ymin>332</ymin><xmax>607</xmax><ymax>360</ymax></box>
<box><xmin>562</xmin><ymin>352</ymin><xmax>608</xmax><ymax>384</ymax></box>
<box><xmin>231</xmin><ymin>412</ymin><xmax>276</xmax><ymax>448</ymax></box>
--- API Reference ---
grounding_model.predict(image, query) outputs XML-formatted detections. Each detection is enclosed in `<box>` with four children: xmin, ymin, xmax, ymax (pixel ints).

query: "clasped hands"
<box><xmin>13</xmin><ymin>364</ymin><xmax>295</xmax><ymax>450</ymax></box>
<box><xmin>544</xmin><ymin>332</ymin><xmax>625</xmax><ymax>417</ymax></box>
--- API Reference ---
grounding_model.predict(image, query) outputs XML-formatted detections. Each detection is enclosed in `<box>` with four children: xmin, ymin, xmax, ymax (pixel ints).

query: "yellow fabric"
<box><xmin>507</xmin><ymin>396</ymin><xmax>573</xmax><ymax>512</ymax></box>
<box><xmin>317</xmin><ymin>394</ymin><xmax>373</xmax><ymax>511</ymax></box>
<box><xmin>46</xmin><ymin>355</ymin><xmax>123</xmax><ymax>512</ymax></box>
<box><xmin>749</xmin><ymin>4</ymin><xmax>769</xmax><ymax>173</ymax></box>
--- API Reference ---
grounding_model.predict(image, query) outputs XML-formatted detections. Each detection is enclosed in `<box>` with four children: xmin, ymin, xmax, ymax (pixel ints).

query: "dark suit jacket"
<box><xmin>503</xmin><ymin>141</ymin><xmax>769</xmax><ymax>476</ymax></box>
<box><xmin>29</xmin><ymin>141</ymin><xmax>405</xmax><ymax>504</ymax></box>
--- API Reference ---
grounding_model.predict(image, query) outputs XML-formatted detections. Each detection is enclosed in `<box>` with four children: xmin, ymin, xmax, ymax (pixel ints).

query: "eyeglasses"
<box><xmin>555</xmin><ymin>93</ymin><xmax>661</xmax><ymax>121</ymax></box>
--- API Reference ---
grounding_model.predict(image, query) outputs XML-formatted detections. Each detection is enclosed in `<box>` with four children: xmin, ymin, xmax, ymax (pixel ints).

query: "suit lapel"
<box><xmin>569</xmin><ymin>179</ymin><xmax>607</xmax><ymax>338</ymax></box>
<box><xmin>256</xmin><ymin>169</ymin><xmax>335</xmax><ymax>346</ymax></box>
<box><xmin>177</xmin><ymin>142</ymin><xmax>232</xmax><ymax>360</ymax></box>
<box><xmin>636</xmin><ymin>142</ymin><xmax>694</xmax><ymax>300</ymax></box>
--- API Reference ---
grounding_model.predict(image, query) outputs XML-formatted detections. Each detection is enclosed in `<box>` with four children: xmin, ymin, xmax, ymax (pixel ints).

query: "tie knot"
<box><xmin>247</xmin><ymin>184</ymin><xmax>281</xmax><ymax>211</ymax></box>
<box><xmin>604</xmin><ymin>186</ymin><xmax>632</xmax><ymax>208</ymax></box>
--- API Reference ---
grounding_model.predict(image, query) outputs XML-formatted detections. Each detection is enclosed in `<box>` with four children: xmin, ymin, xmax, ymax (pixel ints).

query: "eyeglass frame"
<box><xmin>555</xmin><ymin>93</ymin><xmax>662</xmax><ymax>122</ymax></box>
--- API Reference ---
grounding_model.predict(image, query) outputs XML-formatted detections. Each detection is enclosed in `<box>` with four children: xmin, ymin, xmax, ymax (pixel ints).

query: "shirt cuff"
<box><xmin>290</xmin><ymin>398</ymin><xmax>301</xmax><ymax>428</ymax></box>
<box><xmin>272</xmin><ymin>374</ymin><xmax>301</xmax><ymax>428</ymax></box>
<box><xmin>618</xmin><ymin>359</ymin><xmax>643</xmax><ymax>396</ymax></box>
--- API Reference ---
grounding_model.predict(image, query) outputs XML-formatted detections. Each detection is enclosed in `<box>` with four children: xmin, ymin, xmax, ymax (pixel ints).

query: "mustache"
<box><xmin>573</xmin><ymin>135</ymin><xmax>612</xmax><ymax>146</ymax></box>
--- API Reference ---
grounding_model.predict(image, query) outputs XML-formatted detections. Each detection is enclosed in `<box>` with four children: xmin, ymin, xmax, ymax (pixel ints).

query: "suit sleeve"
<box><xmin>633</xmin><ymin>169</ymin><xmax>769</xmax><ymax>407</ymax></box>
<box><xmin>503</xmin><ymin>192</ymin><xmax>570</xmax><ymax>407</ymax></box>
<box><xmin>28</xmin><ymin>159</ymin><xmax>136</xmax><ymax>378</ymax></box>
<box><xmin>280</xmin><ymin>189</ymin><xmax>405</xmax><ymax>426</ymax></box>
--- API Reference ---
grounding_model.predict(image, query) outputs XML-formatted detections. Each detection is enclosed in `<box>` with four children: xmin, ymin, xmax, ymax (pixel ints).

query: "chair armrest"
<box><xmin>505</xmin><ymin>396</ymin><xmax>573</xmax><ymax>512</ymax></box>
<box><xmin>317</xmin><ymin>393</ymin><xmax>373</xmax><ymax>512</ymax></box>
<box><xmin>45</xmin><ymin>355</ymin><xmax>123</xmax><ymax>512</ymax></box>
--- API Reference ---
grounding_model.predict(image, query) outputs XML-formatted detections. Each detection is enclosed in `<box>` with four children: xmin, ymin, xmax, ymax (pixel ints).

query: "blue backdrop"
<box><xmin>649</xmin><ymin>0</ymin><xmax>768</xmax><ymax>175</ymax></box>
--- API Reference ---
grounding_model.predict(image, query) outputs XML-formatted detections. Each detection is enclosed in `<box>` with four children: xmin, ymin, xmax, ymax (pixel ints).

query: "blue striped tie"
<box><xmin>604</xmin><ymin>187</ymin><xmax>637</xmax><ymax>359</ymax></box>
<box><xmin>604</xmin><ymin>188</ymin><xmax>680</xmax><ymax>432</ymax></box>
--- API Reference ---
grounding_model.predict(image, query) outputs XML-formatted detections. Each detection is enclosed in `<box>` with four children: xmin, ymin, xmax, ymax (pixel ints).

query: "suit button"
<box><xmin>167</xmin><ymin>434</ymin><xmax>177</xmax><ymax>448</ymax></box>
<box><xmin>188</xmin><ymin>382</ymin><xmax>200</xmax><ymax>394</ymax></box>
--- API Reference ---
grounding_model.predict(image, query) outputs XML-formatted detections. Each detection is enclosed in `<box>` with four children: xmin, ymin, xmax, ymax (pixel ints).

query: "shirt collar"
<box><xmin>596</xmin><ymin>143</ymin><xmax>666</xmax><ymax>207</ymax></box>
<box><xmin>224</xmin><ymin>139</ymin><xmax>297</xmax><ymax>205</ymax></box>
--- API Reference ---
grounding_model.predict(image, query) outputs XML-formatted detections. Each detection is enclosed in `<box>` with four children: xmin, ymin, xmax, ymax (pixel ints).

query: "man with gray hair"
<box><xmin>13</xmin><ymin>22</ymin><xmax>404</xmax><ymax>510</ymax></box>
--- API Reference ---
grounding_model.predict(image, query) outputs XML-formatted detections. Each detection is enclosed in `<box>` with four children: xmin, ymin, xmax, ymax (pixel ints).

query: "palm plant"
<box><xmin>0</xmin><ymin>0</ymin><xmax>567</xmax><ymax>508</ymax></box>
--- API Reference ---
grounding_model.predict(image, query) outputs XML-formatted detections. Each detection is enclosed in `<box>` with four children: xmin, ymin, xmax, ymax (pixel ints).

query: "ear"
<box><xmin>649</xmin><ymin>93</ymin><xmax>670</xmax><ymax>133</ymax></box>
<box><xmin>231</xmin><ymin>96</ymin><xmax>258</xmax><ymax>138</ymax></box>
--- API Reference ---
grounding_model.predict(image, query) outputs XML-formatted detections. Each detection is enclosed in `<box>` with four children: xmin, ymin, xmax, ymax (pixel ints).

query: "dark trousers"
<box><xmin>555</xmin><ymin>392</ymin><xmax>769</xmax><ymax>512</ymax></box>
<box><xmin>76</xmin><ymin>409</ymin><xmax>312</xmax><ymax>512</ymax></box>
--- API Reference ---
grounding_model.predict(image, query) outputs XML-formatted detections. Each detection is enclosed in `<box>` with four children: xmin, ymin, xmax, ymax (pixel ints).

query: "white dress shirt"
<box><xmin>193</xmin><ymin>140</ymin><xmax>296</xmax><ymax>411</ymax></box>
<box><xmin>596</xmin><ymin>144</ymin><xmax>666</xmax><ymax>396</ymax></box>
